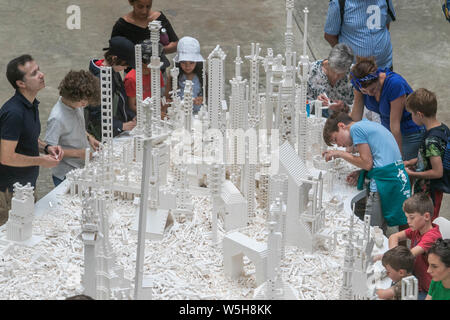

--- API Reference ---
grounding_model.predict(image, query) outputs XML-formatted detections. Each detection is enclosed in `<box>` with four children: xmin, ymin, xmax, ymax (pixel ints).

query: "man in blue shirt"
<box><xmin>324</xmin><ymin>0</ymin><xmax>396</xmax><ymax>70</ymax></box>
<box><xmin>0</xmin><ymin>54</ymin><xmax>63</xmax><ymax>225</ymax></box>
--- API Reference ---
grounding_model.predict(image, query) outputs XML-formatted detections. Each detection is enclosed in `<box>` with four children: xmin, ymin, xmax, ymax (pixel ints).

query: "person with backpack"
<box><xmin>324</xmin><ymin>0</ymin><xmax>396</xmax><ymax>70</ymax></box>
<box><xmin>404</xmin><ymin>88</ymin><xmax>449</xmax><ymax>221</ymax></box>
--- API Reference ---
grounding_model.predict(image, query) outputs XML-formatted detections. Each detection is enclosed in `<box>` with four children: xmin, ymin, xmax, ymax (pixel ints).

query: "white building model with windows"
<box><xmin>4</xmin><ymin>182</ymin><xmax>43</xmax><ymax>247</ymax></box>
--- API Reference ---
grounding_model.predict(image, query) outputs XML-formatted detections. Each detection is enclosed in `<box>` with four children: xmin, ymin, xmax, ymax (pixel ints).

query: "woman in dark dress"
<box><xmin>111</xmin><ymin>0</ymin><xmax>178</xmax><ymax>54</ymax></box>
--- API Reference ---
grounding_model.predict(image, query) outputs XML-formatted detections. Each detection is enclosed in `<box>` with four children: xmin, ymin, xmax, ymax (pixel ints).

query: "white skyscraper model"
<box><xmin>209</xmin><ymin>164</ymin><xmax>224</xmax><ymax>243</ymax></box>
<box><xmin>245</xmin><ymin>42</ymin><xmax>263</xmax><ymax>124</ymax></box>
<box><xmin>100</xmin><ymin>66</ymin><xmax>115</xmax><ymax>185</ymax></box>
<box><xmin>296</xmin><ymin>7</ymin><xmax>310</xmax><ymax>162</ymax></box>
<box><xmin>134</xmin><ymin>138</ymin><xmax>155</xmax><ymax>300</ymax></box>
<box><xmin>134</xmin><ymin>44</ymin><xmax>145</xmax><ymax>135</ymax></box>
<box><xmin>5</xmin><ymin>182</ymin><xmax>43</xmax><ymax>246</ymax></box>
<box><xmin>208</xmin><ymin>45</ymin><xmax>227</xmax><ymax>132</ymax></box>
<box><xmin>183</xmin><ymin>80</ymin><xmax>194</xmax><ymax>132</ymax></box>
<box><xmin>279</xmin><ymin>0</ymin><xmax>297</xmax><ymax>146</ymax></box>
<box><xmin>149</xmin><ymin>20</ymin><xmax>163</xmax><ymax>126</ymax></box>
<box><xmin>263</xmin><ymin>48</ymin><xmax>275</xmax><ymax>134</ymax></box>
<box><xmin>79</xmin><ymin>196</ymin><xmax>102</xmax><ymax>299</ymax></box>
<box><xmin>253</xmin><ymin>218</ymin><xmax>298</xmax><ymax>300</ymax></box>
<box><xmin>229</xmin><ymin>45</ymin><xmax>247</xmax><ymax>188</ymax></box>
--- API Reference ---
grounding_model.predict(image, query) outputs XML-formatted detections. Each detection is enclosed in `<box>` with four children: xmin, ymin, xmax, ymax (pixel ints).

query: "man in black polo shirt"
<box><xmin>0</xmin><ymin>54</ymin><xmax>63</xmax><ymax>225</ymax></box>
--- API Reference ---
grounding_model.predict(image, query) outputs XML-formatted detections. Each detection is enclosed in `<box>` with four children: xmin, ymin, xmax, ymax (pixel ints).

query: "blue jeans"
<box><xmin>193</xmin><ymin>104</ymin><xmax>201</xmax><ymax>115</ymax></box>
<box><xmin>52</xmin><ymin>175</ymin><xmax>65</xmax><ymax>187</ymax></box>
<box><xmin>402</xmin><ymin>129</ymin><xmax>425</xmax><ymax>161</ymax></box>
<box><xmin>418</xmin><ymin>291</ymin><xmax>428</xmax><ymax>300</ymax></box>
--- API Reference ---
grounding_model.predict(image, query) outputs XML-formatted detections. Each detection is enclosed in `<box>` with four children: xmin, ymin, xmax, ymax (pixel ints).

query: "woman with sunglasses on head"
<box><xmin>349</xmin><ymin>57</ymin><xmax>424</xmax><ymax>161</ymax></box>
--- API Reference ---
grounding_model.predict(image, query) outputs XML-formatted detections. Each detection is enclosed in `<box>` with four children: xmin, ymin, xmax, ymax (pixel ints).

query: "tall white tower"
<box><xmin>207</xmin><ymin>45</ymin><xmax>226</xmax><ymax>131</ymax></box>
<box><xmin>229</xmin><ymin>45</ymin><xmax>247</xmax><ymax>188</ymax></box>
<box><xmin>183</xmin><ymin>80</ymin><xmax>194</xmax><ymax>132</ymax></box>
<box><xmin>148</xmin><ymin>20</ymin><xmax>163</xmax><ymax>125</ymax></box>
<box><xmin>296</xmin><ymin>7</ymin><xmax>311</xmax><ymax>161</ymax></box>
<box><xmin>245</xmin><ymin>42</ymin><xmax>264</xmax><ymax>124</ymax></box>
<box><xmin>79</xmin><ymin>196</ymin><xmax>101</xmax><ymax>299</ymax></box>
<box><xmin>134</xmin><ymin>44</ymin><xmax>144</xmax><ymax>135</ymax></box>
<box><xmin>100</xmin><ymin>66</ymin><xmax>115</xmax><ymax>185</ymax></box>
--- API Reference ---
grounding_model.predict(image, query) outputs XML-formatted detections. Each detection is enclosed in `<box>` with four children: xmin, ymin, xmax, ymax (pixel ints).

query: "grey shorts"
<box><xmin>365</xmin><ymin>191</ymin><xmax>387</xmax><ymax>234</ymax></box>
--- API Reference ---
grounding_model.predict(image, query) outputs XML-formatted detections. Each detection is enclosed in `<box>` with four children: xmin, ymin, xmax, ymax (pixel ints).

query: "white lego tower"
<box><xmin>134</xmin><ymin>44</ymin><xmax>145</xmax><ymax>135</ymax></box>
<box><xmin>183</xmin><ymin>80</ymin><xmax>194</xmax><ymax>132</ymax></box>
<box><xmin>100</xmin><ymin>66</ymin><xmax>115</xmax><ymax>185</ymax></box>
<box><xmin>207</xmin><ymin>45</ymin><xmax>226</xmax><ymax>132</ymax></box>
<box><xmin>296</xmin><ymin>7</ymin><xmax>310</xmax><ymax>162</ymax></box>
<box><xmin>263</xmin><ymin>48</ymin><xmax>275</xmax><ymax>134</ymax></box>
<box><xmin>134</xmin><ymin>138</ymin><xmax>155</xmax><ymax>300</ymax></box>
<box><xmin>229</xmin><ymin>45</ymin><xmax>247</xmax><ymax>188</ymax></box>
<box><xmin>5</xmin><ymin>182</ymin><xmax>42</xmax><ymax>246</ymax></box>
<box><xmin>209</xmin><ymin>164</ymin><xmax>224</xmax><ymax>244</ymax></box>
<box><xmin>340</xmin><ymin>206</ymin><xmax>356</xmax><ymax>300</ymax></box>
<box><xmin>279</xmin><ymin>0</ymin><xmax>297</xmax><ymax>146</ymax></box>
<box><xmin>245</xmin><ymin>42</ymin><xmax>263</xmax><ymax>125</ymax></box>
<box><xmin>253</xmin><ymin>213</ymin><xmax>297</xmax><ymax>300</ymax></box>
<box><xmin>79</xmin><ymin>196</ymin><xmax>102</xmax><ymax>299</ymax></box>
<box><xmin>148</xmin><ymin>20</ymin><xmax>163</xmax><ymax>125</ymax></box>
<box><xmin>94</xmin><ymin>189</ymin><xmax>131</xmax><ymax>300</ymax></box>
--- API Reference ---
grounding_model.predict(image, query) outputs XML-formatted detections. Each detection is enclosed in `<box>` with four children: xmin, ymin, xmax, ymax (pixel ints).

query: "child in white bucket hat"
<box><xmin>164</xmin><ymin>36</ymin><xmax>205</xmax><ymax>115</ymax></box>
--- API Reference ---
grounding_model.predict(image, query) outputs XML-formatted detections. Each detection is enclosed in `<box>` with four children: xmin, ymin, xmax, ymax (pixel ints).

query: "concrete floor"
<box><xmin>0</xmin><ymin>0</ymin><xmax>448</xmax><ymax>219</ymax></box>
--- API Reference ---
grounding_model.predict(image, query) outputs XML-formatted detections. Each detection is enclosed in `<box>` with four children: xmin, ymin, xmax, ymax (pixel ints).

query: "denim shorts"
<box><xmin>402</xmin><ymin>129</ymin><xmax>425</xmax><ymax>161</ymax></box>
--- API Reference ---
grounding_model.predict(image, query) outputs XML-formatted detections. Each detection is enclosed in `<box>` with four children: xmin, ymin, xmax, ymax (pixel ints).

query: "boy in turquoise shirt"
<box><xmin>322</xmin><ymin>112</ymin><xmax>409</xmax><ymax>233</ymax></box>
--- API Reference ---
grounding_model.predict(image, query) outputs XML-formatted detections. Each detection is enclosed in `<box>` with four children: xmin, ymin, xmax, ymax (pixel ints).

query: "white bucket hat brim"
<box><xmin>173</xmin><ymin>36</ymin><xmax>204</xmax><ymax>63</ymax></box>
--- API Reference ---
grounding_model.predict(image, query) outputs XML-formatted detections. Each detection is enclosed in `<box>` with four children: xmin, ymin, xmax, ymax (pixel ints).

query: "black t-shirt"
<box><xmin>111</xmin><ymin>11</ymin><xmax>179</xmax><ymax>45</ymax></box>
<box><xmin>0</xmin><ymin>91</ymin><xmax>41</xmax><ymax>191</ymax></box>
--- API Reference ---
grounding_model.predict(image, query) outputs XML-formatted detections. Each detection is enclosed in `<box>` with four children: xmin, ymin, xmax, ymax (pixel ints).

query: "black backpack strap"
<box><xmin>386</xmin><ymin>0</ymin><xmax>396</xmax><ymax>22</ymax></box>
<box><xmin>427</xmin><ymin>126</ymin><xmax>449</xmax><ymax>142</ymax></box>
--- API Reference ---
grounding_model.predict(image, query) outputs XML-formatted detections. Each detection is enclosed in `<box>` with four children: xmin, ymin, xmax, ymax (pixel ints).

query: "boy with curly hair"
<box><xmin>44</xmin><ymin>70</ymin><xmax>100</xmax><ymax>186</ymax></box>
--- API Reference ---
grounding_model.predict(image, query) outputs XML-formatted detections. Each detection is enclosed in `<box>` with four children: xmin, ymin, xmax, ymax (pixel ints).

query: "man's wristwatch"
<box><xmin>44</xmin><ymin>144</ymin><xmax>51</xmax><ymax>155</ymax></box>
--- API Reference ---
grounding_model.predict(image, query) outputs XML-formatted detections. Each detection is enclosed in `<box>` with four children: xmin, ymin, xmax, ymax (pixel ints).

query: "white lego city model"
<box><xmin>0</xmin><ymin>2</ymin><xmax>394</xmax><ymax>300</ymax></box>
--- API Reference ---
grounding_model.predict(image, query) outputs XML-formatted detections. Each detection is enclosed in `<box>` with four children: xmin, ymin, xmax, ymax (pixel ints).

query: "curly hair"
<box><xmin>58</xmin><ymin>70</ymin><xmax>100</xmax><ymax>104</ymax></box>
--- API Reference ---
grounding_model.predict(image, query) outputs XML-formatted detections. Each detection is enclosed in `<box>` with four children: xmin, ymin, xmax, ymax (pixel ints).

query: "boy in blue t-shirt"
<box><xmin>322</xmin><ymin>112</ymin><xmax>410</xmax><ymax>233</ymax></box>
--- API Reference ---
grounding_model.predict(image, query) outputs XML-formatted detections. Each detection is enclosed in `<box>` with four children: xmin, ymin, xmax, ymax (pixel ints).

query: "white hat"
<box><xmin>173</xmin><ymin>36</ymin><xmax>204</xmax><ymax>63</ymax></box>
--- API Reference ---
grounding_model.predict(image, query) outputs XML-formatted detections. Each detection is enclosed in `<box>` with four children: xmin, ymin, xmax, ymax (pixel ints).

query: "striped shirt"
<box><xmin>324</xmin><ymin>0</ymin><xmax>396</xmax><ymax>69</ymax></box>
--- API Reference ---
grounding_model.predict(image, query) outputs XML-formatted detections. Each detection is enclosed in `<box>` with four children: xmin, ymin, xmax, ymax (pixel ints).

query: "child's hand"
<box><xmin>346</xmin><ymin>170</ymin><xmax>360</xmax><ymax>186</ymax></box>
<box><xmin>88</xmin><ymin>135</ymin><xmax>100</xmax><ymax>151</ymax></box>
<box><xmin>322</xmin><ymin>150</ymin><xmax>342</xmax><ymax>162</ymax></box>
<box><xmin>193</xmin><ymin>96</ymin><xmax>203</xmax><ymax>106</ymax></box>
<box><xmin>122</xmin><ymin>119</ymin><xmax>136</xmax><ymax>131</ymax></box>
